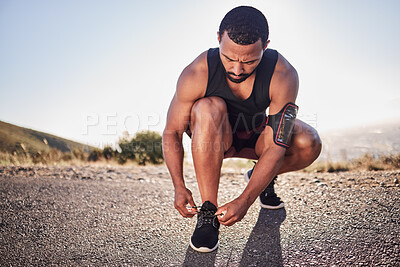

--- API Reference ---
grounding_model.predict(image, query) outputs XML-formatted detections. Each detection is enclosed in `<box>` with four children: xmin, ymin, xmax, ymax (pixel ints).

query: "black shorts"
<box><xmin>185</xmin><ymin>117</ymin><xmax>267</xmax><ymax>153</ymax></box>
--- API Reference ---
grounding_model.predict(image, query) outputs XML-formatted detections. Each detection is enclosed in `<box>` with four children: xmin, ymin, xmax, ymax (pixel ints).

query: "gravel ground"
<box><xmin>0</xmin><ymin>165</ymin><xmax>399</xmax><ymax>266</ymax></box>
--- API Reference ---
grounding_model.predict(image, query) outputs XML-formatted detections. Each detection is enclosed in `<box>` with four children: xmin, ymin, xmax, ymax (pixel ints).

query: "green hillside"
<box><xmin>0</xmin><ymin>120</ymin><xmax>94</xmax><ymax>154</ymax></box>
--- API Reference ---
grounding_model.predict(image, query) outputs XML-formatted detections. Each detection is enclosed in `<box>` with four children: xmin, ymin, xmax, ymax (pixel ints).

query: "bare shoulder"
<box><xmin>164</xmin><ymin>51</ymin><xmax>209</xmax><ymax>134</ymax></box>
<box><xmin>176</xmin><ymin>50</ymin><xmax>208</xmax><ymax>102</ymax></box>
<box><xmin>269</xmin><ymin>52</ymin><xmax>299</xmax><ymax>109</ymax></box>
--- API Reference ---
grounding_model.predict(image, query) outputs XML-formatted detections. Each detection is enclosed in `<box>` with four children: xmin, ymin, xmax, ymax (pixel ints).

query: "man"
<box><xmin>162</xmin><ymin>6</ymin><xmax>321</xmax><ymax>253</ymax></box>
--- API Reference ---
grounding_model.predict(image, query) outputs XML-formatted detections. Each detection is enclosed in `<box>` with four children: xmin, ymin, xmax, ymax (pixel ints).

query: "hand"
<box><xmin>216</xmin><ymin>197</ymin><xmax>250</xmax><ymax>226</ymax></box>
<box><xmin>174</xmin><ymin>187</ymin><xmax>197</xmax><ymax>218</ymax></box>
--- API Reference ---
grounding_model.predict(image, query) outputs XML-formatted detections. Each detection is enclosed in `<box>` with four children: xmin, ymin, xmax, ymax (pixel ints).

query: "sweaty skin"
<box><xmin>162</xmin><ymin>32</ymin><xmax>321</xmax><ymax>225</ymax></box>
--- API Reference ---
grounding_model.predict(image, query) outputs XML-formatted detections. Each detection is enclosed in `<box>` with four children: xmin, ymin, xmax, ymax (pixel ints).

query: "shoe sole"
<box><xmin>244</xmin><ymin>171</ymin><xmax>285</xmax><ymax>210</ymax></box>
<box><xmin>260</xmin><ymin>202</ymin><xmax>285</xmax><ymax>209</ymax></box>
<box><xmin>189</xmin><ymin>239</ymin><xmax>218</xmax><ymax>253</ymax></box>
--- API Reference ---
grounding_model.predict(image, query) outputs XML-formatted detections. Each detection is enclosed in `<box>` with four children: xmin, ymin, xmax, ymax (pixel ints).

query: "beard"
<box><xmin>226</xmin><ymin>66</ymin><xmax>258</xmax><ymax>84</ymax></box>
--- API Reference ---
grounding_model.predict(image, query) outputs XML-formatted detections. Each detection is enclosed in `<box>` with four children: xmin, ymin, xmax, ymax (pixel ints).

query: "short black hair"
<box><xmin>219</xmin><ymin>6</ymin><xmax>269</xmax><ymax>47</ymax></box>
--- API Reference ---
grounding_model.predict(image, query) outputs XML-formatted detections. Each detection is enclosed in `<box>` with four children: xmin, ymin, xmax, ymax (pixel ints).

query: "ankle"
<box><xmin>201</xmin><ymin>199</ymin><xmax>218</xmax><ymax>208</ymax></box>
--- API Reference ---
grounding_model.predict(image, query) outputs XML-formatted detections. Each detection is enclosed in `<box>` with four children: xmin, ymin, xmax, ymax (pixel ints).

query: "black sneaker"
<box><xmin>189</xmin><ymin>201</ymin><xmax>220</xmax><ymax>253</ymax></box>
<box><xmin>244</xmin><ymin>167</ymin><xmax>284</xmax><ymax>209</ymax></box>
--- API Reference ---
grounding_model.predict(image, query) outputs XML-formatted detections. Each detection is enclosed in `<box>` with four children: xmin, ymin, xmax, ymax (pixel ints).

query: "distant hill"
<box><xmin>318</xmin><ymin>119</ymin><xmax>400</xmax><ymax>162</ymax></box>
<box><xmin>0</xmin><ymin>120</ymin><xmax>94</xmax><ymax>154</ymax></box>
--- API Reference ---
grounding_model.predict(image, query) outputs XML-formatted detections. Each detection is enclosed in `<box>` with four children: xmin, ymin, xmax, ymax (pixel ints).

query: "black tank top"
<box><xmin>205</xmin><ymin>47</ymin><xmax>278</xmax><ymax>131</ymax></box>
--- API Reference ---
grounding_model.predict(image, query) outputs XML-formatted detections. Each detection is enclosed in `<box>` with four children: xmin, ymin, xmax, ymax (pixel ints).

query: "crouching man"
<box><xmin>162</xmin><ymin>6</ymin><xmax>322</xmax><ymax>252</ymax></box>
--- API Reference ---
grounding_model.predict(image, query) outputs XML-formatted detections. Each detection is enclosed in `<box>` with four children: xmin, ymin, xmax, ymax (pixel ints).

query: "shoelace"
<box><xmin>188</xmin><ymin>206</ymin><xmax>224</xmax><ymax>217</ymax></box>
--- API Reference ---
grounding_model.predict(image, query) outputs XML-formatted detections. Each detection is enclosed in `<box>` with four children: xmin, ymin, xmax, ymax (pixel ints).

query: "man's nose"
<box><xmin>231</xmin><ymin>63</ymin><xmax>244</xmax><ymax>76</ymax></box>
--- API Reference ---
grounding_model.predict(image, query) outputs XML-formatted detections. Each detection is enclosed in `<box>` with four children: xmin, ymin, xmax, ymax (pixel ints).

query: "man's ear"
<box><xmin>217</xmin><ymin>31</ymin><xmax>221</xmax><ymax>43</ymax></box>
<box><xmin>264</xmin><ymin>40</ymin><xmax>270</xmax><ymax>50</ymax></box>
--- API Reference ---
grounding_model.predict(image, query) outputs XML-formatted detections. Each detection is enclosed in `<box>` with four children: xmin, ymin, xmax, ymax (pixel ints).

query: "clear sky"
<box><xmin>1</xmin><ymin>0</ymin><xmax>399</xmax><ymax>148</ymax></box>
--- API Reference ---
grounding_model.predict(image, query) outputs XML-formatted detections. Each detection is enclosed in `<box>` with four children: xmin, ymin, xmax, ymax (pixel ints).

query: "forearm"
<box><xmin>239</xmin><ymin>146</ymin><xmax>286</xmax><ymax>205</ymax></box>
<box><xmin>162</xmin><ymin>130</ymin><xmax>186</xmax><ymax>190</ymax></box>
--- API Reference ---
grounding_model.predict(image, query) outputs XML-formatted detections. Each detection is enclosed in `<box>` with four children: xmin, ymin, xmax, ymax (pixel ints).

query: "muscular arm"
<box><xmin>162</xmin><ymin>51</ymin><xmax>208</xmax><ymax>217</ymax></box>
<box><xmin>245</xmin><ymin>53</ymin><xmax>299</xmax><ymax>204</ymax></box>
<box><xmin>217</xmin><ymin>53</ymin><xmax>299</xmax><ymax>226</ymax></box>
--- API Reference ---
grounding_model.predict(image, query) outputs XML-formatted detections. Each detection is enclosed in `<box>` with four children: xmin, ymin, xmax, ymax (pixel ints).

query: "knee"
<box><xmin>294</xmin><ymin>128</ymin><xmax>322</xmax><ymax>162</ymax></box>
<box><xmin>191</xmin><ymin>97</ymin><xmax>227</xmax><ymax>123</ymax></box>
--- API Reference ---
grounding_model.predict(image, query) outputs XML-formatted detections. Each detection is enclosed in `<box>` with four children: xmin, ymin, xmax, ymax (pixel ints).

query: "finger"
<box><xmin>175</xmin><ymin>201</ymin><xmax>194</xmax><ymax>218</ymax></box>
<box><xmin>183</xmin><ymin>199</ymin><xmax>198</xmax><ymax>216</ymax></box>
<box><xmin>178</xmin><ymin>205</ymin><xmax>195</xmax><ymax>218</ymax></box>
<box><xmin>175</xmin><ymin>205</ymin><xmax>186</xmax><ymax>217</ymax></box>
<box><xmin>216</xmin><ymin>207</ymin><xmax>229</xmax><ymax>223</ymax></box>
<box><xmin>225</xmin><ymin>220</ymin><xmax>236</xmax><ymax>227</ymax></box>
<box><xmin>220</xmin><ymin>217</ymin><xmax>237</xmax><ymax>226</ymax></box>
<box><xmin>215</xmin><ymin>207</ymin><xmax>224</xmax><ymax>215</ymax></box>
<box><xmin>216</xmin><ymin>206</ymin><xmax>227</xmax><ymax>216</ymax></box>
<box><xmin>186</xmin><ymin>203</ymin><xmax>198</xmax><ymax>214</ymax></box>
<box><xmin>217</xmin><ymin>207</ymin><xmax>239</xmax><ymax>226</ymax></box>
<box><xmin>185</xmin><ymin>207</ymin><xmax>198</xmax><ymax>216</ymax></box>
<box><xmin>188</xmin><ymin>198</ymin><xmax>197</xmax><ymax>212</ymax></box>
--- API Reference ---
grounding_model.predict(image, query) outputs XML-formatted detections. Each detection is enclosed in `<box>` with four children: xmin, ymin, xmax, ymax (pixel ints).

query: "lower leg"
<box><xmin>190</xmin><ymin>99</ymin><xmax>232</xmax><ymax>207</ymax></box>
<box><xmin>191</xmin><ymin>130</ymin><xmax>225</xmax><ymax>207</ymax></box>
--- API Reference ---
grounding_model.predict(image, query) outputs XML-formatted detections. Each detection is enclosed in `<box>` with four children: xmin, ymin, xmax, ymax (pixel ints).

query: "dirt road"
<box><xmin>1</xmin><ymin>165</ymin><xmax>399</xmax><ymax>266</ymax></box>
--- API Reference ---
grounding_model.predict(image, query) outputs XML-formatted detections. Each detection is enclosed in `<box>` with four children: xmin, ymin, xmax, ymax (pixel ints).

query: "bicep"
<box><xmin>266</xmin><ymin>54</ymin><xmax>299</xmax><ymax>149</ymax></box>
<box><xmin>269</xmin><ymin>55</ymin><xmax>299</xmax><ymax>115</ymax></box>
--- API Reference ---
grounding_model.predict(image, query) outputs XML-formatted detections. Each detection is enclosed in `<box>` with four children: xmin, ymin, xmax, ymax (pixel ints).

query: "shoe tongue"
<box><xmin>202</xmin><ymin>201</ymin><xmax>217</xmax><ymax>212</ymax></box>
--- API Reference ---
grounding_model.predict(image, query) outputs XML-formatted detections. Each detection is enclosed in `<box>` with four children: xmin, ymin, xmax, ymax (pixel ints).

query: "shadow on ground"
<box><xmin>239</xmin><ymin>208</ymin><xmax>286</xmax><ymax>266</ymax></box>
<box><xmin>182</xmin><ymin>208</ymin><xmax>286</xmax><ymax>266</ymax></box>
<box><xmin>183</xmin><ymin>247</ymin><xmax>218</xmax><ymax>267</ymax></box>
